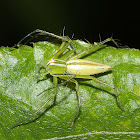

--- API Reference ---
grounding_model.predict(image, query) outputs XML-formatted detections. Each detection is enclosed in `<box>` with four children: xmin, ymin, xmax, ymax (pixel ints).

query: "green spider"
<box><xmin>10</xmin><ymin>29</ymin><xmax>124</xmax><ymax>129</ymax></box>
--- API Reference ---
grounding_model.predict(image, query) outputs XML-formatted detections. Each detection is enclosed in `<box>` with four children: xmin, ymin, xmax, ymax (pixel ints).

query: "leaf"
<box><xmin>0</xmin><ymin>40</ymin><xmax>140</xmax><ymax>140</ymax></box>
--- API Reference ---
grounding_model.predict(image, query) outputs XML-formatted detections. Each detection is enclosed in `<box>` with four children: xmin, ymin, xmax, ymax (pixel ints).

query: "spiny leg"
<box><xmin>17</xmin><ymin>29</ymin><xmax>75</xmax><ymax>60</ymax></box>
<box><xmin>90</xmin><ymin>76</ymin><xmax>125</xmax><ymax>112</ymax></box>
<box><xmin>53</xmin><ymin>77</ymin><xmax>58</xmax><ymax>105</ymax></box>
<box><xmin>36</xmin><ymin>32</ymin><xmax>73</xmax><ymax>59</ymax></box>
<box><xmin>50</xmin><ymin>75</ymin><xmax>81</xmax><ymax>127</ymax></box>
<box><xmin>37</xmin><ymin>75</ymin><xmax>76</xmax><ymax>96</ymax></box>
<box><xmin>59</xmin><ymin>48</ymin><xmax>75</xmax><ymax>61</ymax></box>
<box><xmin>37</xmin><ymin>75</ymin><xmax>81</xmax><ymax>127</ymax></box>
<box><xmin>75</xmin><ymin>75</ymin><xmax>125</xmax><ymax>112</ymax></box>
<box><xmin>70</xmin><ymin>79</ymin><xmax>81</xmax><ymax>127</ymax></box>
<box><xmin>9</xmin><ymin>92</ymin><xmax>57</xmax><ymax>129</ymax></box>
<box><xmin>9</xmin><ymin>77</ymin><xmax>58</xmax><ymax>129</ymax></box>
<box><xmin>57</xmin><ymin>41</ymin><xmax>76</xmax><ymax>61</ymax></box>
<box><xmin>70</xmin><ymin>37</ymin><xmax>119</xmax><ymax>60</ymax></box>
<box><xmin>52</xmin><ymin>41</ymin><xmax>72</xmax><ymax>59</ymax></box>
<box><xmin>17</xmin><ymin>29</ymin><xmax>70</xmax><ymax>46</ymax></box>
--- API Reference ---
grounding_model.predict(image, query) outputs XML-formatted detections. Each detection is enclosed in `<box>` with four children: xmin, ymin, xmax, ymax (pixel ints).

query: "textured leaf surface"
<box><xmin>0</xmin><ymin>40</ymin><xmax>140</xmax><ymax>140</ymax></box>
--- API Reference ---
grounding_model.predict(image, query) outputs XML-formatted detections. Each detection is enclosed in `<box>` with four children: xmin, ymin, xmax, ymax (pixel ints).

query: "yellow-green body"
<box><xmin>66</xmin><ymin>59</ymin><xmax>112</xmax><ymax>75</ymax></box>
<box><xmin>10</xmin><ymin>29</ymin><xmax>124</xmax><ymax>129</ymax></box>
<box><xmin>47</xmin><ymin>58</ymin><xmax>112</xmax><ymax>76</ymax></box>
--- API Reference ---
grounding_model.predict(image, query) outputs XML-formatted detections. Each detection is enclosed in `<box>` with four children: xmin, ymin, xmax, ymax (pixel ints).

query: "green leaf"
<box><xmin>0</xmin><ymin>40</ymin><xmax>140</xmax><ymax>140</ymax></box>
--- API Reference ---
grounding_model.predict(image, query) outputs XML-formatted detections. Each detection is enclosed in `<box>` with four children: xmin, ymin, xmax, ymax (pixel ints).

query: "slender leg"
<box><xmin>10</xmin><ymin>77</ymin><xmax>58</xmax><ymax>129</ymax></box>
<box><xmin>16</xmin><ymin>29</ymin><xmax>75</xmax><ymax>60</ymax></box>
<box><xmin>59</xmin><ymin>49</ymin><xmax>75</xmax><ymax>60</ymax></box>
<box><xmin>70</xmin><ymin>38</ymin><xmax>119</xmax><ymax>60</ymax></box>
<box><xmin>37</xmin><ymin>75</ymin><xmax>76</xmax><ymax>96</ymax></box>
<box><xmin>9</xmin><ymin>92</ymin><xmax>57</xmax><ymax>129</ymax></box>
<box><xmin>17</xmin><ymin>29</ymin><xmax>70</xmax><ymax>45</ymax></box>
<box><xmin>48</xmin><ymin>75</ymin><xmax>81</xmax><ymax>127</ymax></box>
<box><xmin>36</xmin><ymin>74</ymin><xmax>81</xmax><ymax>127</ymax></box>
<box><xmin>75</xmin><ymin>75</ymin><xmax>125</xmax><ymax>112</ymax></box>
<box><xmin>52</xmin><ymin>41</ymin><xmax>71</xmax><ymax>59</ymax></box>
<box><xmin>53</xmin><ymin>77</ymin><xmax>58</xmax><ymax>105</ymax></box>
<box><xmin>52</xmin><ymin>40</ymin><xmax>77</xmax><ymax>60</ymax></box>
<box><xmin>70</xmin><ymin>79</ymin><xmax>81</xmax><ymax>127</ymax></box>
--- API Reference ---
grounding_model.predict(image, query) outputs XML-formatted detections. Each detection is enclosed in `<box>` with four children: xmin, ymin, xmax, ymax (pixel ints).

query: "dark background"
<box><xmin>0</xmin><ymin>0</ymin><xmax>140</xmax><ymax>49</ymax></box>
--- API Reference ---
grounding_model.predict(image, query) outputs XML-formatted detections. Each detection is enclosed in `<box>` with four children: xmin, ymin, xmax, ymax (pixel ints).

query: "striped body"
<box><xmin>47</xmin><ymin>59</ymin><xmax>112</xmax><ymax>76</ymax></box>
